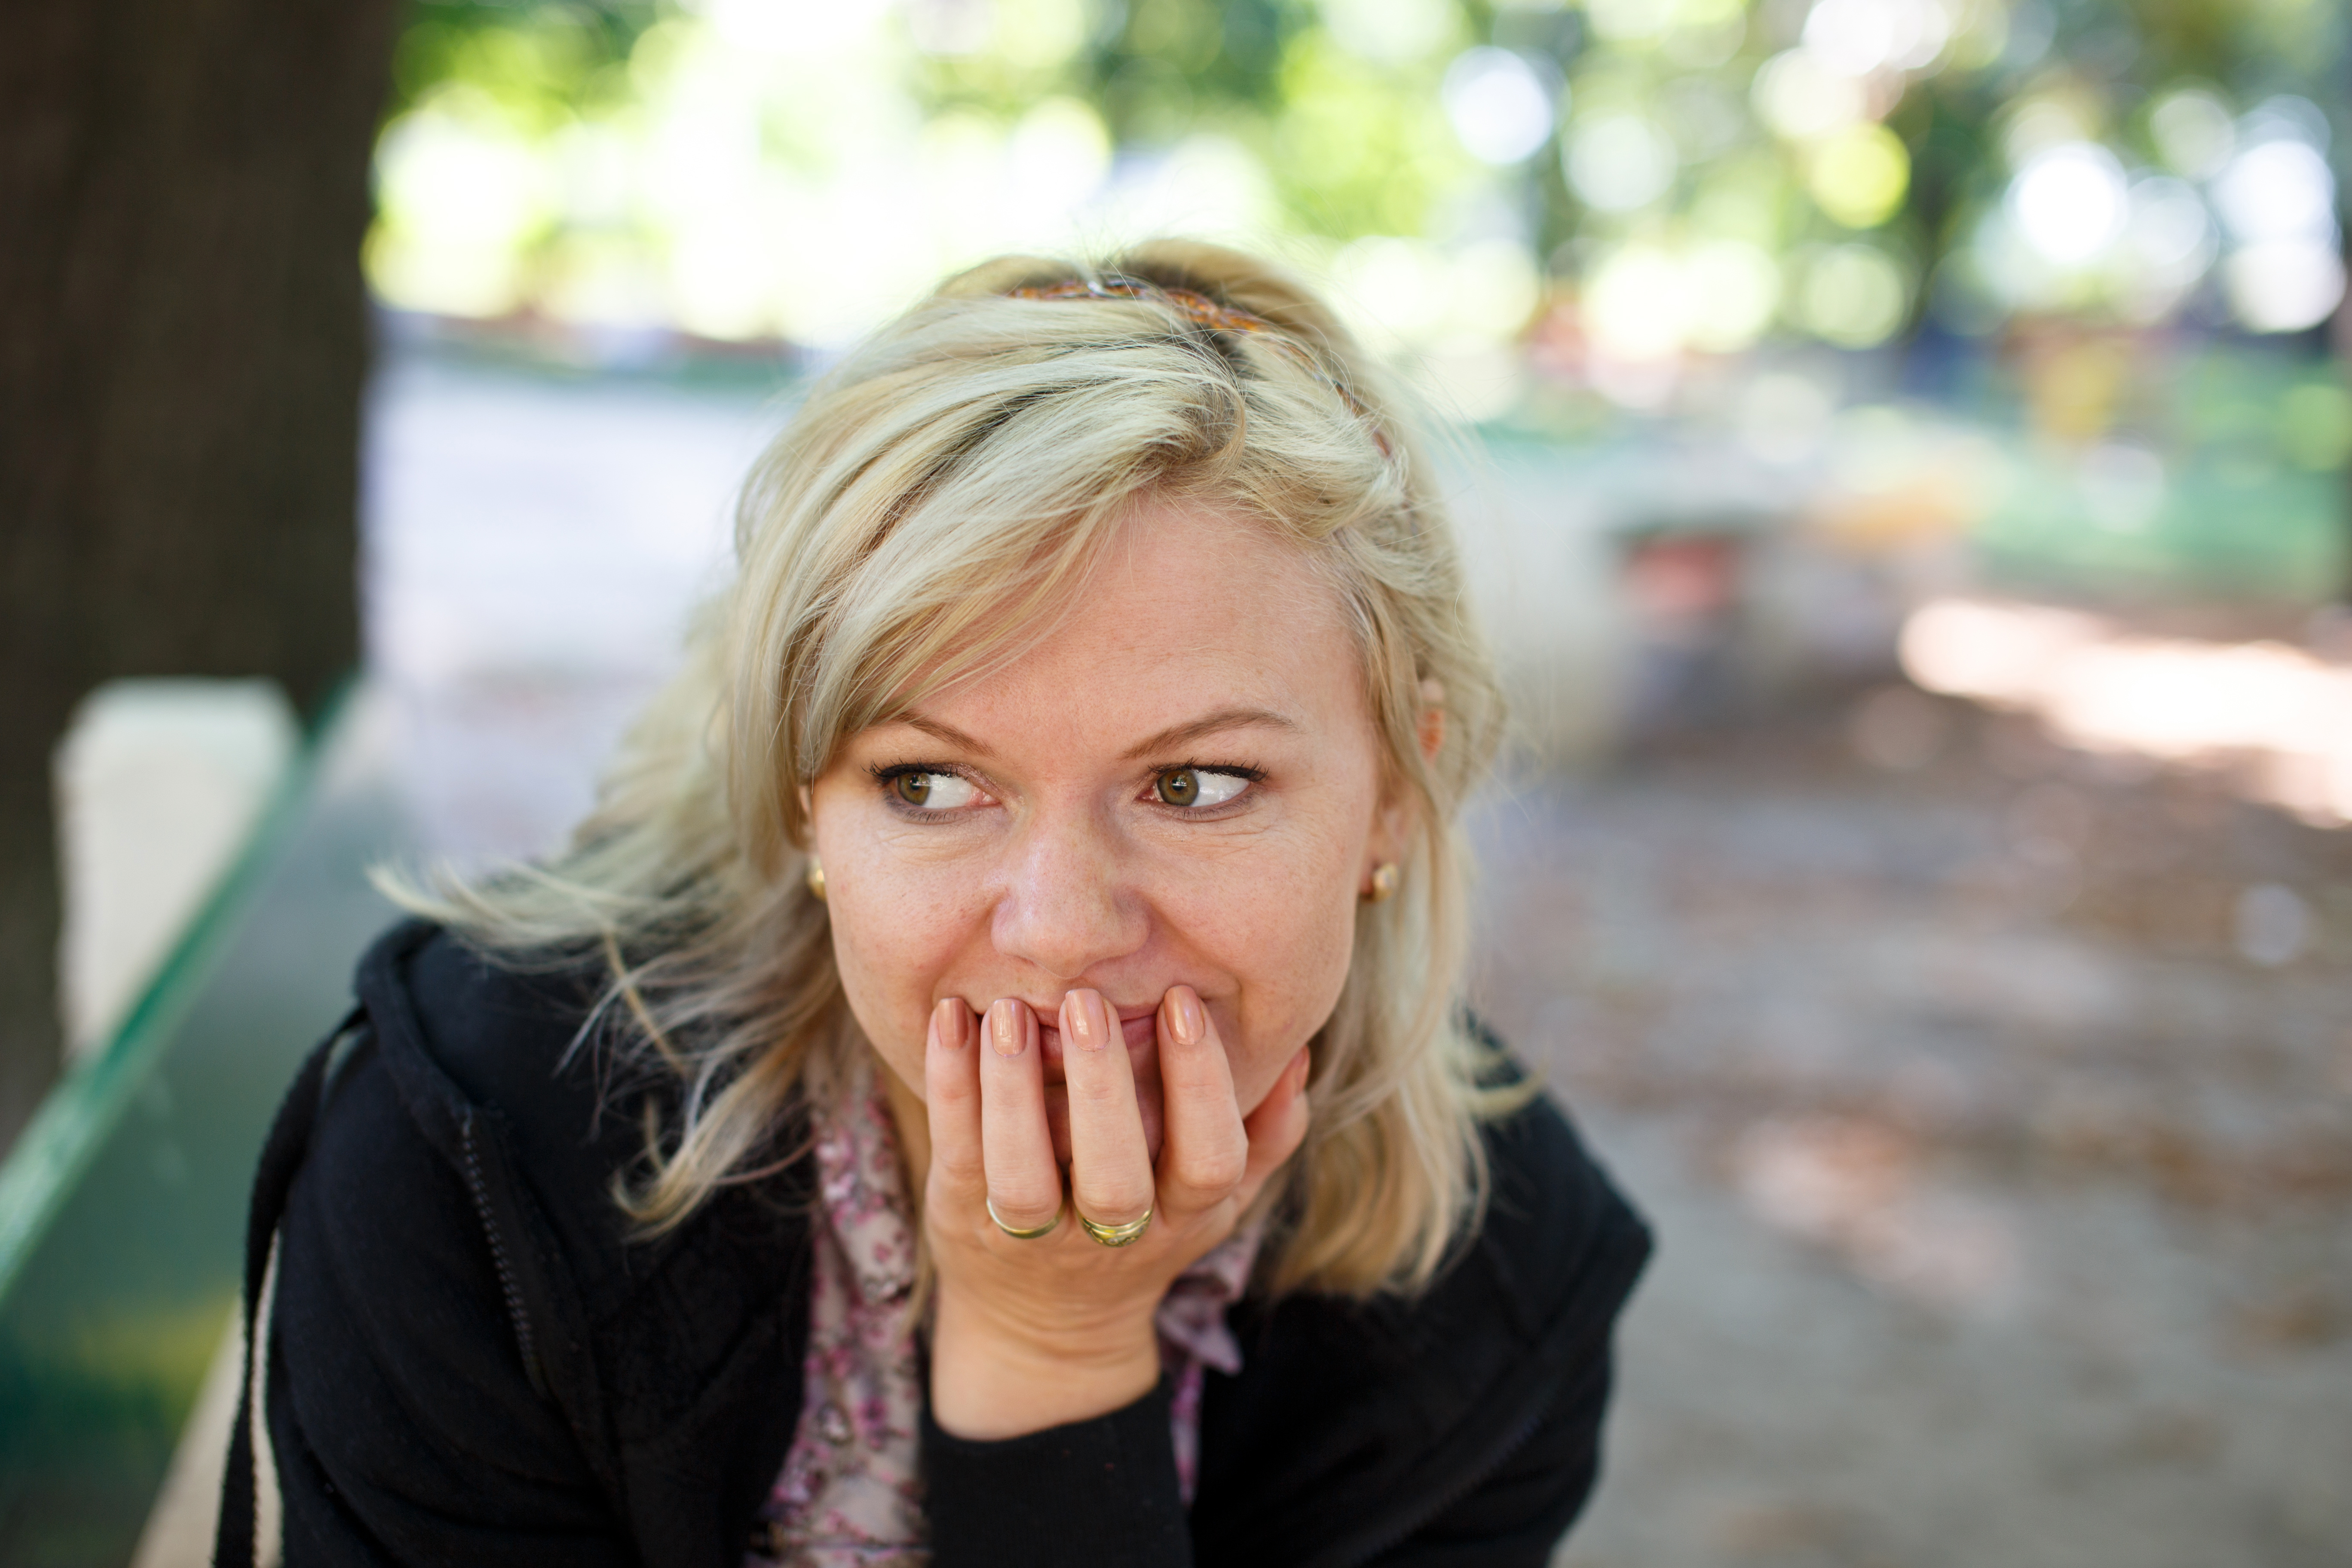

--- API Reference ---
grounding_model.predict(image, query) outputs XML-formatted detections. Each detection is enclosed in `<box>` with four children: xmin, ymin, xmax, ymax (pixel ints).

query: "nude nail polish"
<box><xmin>989</xmin><ymin>998</ymin><xmax>1023</xmax><ymax>1057</ymax></box>
<box><xmin>1169</xmin><ymin>988</ymin><xmax>1204</xmax><ymax>1046</ymax></box>
<box><xmin>934</xmin><ymin>997</ymin><xmax>965</xmax><ymax>1049</ymax></box>
<box><xmin>1071</xmin><ymin>989</ymin><xmax>1110</xmax><ymax>1050</ymax></box>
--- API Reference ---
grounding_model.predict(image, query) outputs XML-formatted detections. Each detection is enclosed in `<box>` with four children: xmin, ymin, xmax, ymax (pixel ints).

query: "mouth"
<box><xmin>1034</xmin><ymin>1006</ymin><xmax>1159</xmax><ymax>1076</ymax></box>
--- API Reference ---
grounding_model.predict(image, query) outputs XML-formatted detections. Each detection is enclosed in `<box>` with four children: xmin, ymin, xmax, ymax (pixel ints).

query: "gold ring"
<box><xmin>986</xmin><ymin>1197</ymin><xmax>1063</xmax><ymax>1240</ymax></box>
<box><xmin>1076</xmin><ymin>1207</ymin><xmax>1152</xmax><ymax>1247</ymax></box>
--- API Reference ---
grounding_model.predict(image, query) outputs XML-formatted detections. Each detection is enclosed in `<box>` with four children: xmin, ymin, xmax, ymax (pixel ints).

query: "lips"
<box><xmin>1035</xmin><ymin>1007</ymin><xmax>1159</xmax><ymax>1077</ymax></box>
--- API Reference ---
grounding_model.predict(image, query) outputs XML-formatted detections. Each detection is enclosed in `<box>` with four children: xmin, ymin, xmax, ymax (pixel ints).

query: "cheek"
<box><xmin>1164</xmin><ymin>836</ymin><xmax>1364</xmax><ymax>1112</ymax></box>
<box><xmin>821</xmin><ymin>845</ymin><xmax>981</xmax><ymax>1095</ymax></box>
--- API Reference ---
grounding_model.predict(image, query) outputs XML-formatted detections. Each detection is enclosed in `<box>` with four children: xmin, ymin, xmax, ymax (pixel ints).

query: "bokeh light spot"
<box><xmin>2148</xmin><ymin>86</ymin><xmax>2234</xmax><ymax>180</ymax></box>
<box><xmin>1801</xmin><ymin>0</ymin><xmax>1951</xmax><ymax>77</ymax></box>
<box><xmin>1809</xmin><ymin>123</ymin><xmax>1911</xmax><ymax>229</ymax></box>
<box><xmin>1319</xmin><ymin>0</ymin><xmax>1461</xmax><ymax>66</ymax></box>
<box><xmin>1566</xmin><ymin>114</ymin><xmax>1679</xmax><ymax>211</ymax></box>
<box><xmin>1442</xmin><ymin>47</ymin><xmax>1557</xmax><ymax>165</ymax></box>
<box><xmin>1752</xmin><ymin>48</ymin><xmax>1867</xmax><ymax>141</ymax></box>
<box><xmin>2226</xmin><ymin>242</ymin><xmax>2347</xmax><ymax>334</ymax></box>
<box><xmin>1797</xmin><ymin>244</ymin><xmax>1908</xmax><ymax>347</ymax></box>
<box><xmin>2006</xmin><ymin>142</ymin><xmax>2128</xmax><ymax>266</ymax></box>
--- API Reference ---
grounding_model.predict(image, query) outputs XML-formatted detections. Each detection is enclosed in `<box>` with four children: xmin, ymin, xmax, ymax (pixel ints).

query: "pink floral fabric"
<box><xmin>747</xmin><ymin>1066</ymin><xmax>1263</xmax><ymax>1567</ymax></box>
<box><xmin>750</xmin><ymin>1070</ymin><xmax>927</xmax><ymax>1567</ymax></box>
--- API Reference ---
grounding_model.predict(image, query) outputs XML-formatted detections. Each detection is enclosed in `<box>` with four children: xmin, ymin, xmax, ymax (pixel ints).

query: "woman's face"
<box><xmin>808</xmin><ymin>501</ymin><xmax>1400</xmax><ymax>1162</ymax></box>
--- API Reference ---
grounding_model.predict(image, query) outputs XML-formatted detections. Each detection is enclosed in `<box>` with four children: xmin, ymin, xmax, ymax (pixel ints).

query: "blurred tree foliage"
<box><xmin>387</xmin><ymin>0</ymin><xmax>660</xmax><ymax>126</ymax></box>
<box><xmin>376</xmin><ymin>0</ymin><xmax>2343</xmax><ymax>355</ymax></box>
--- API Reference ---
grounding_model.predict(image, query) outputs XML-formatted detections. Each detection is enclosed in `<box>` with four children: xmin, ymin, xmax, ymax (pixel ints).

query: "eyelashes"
<box><xmin>867</xmin><ymin>761</ymin><xmax>1264</xmax><ymax>816</ymax></box>
<box><xmin>878</xmin><ymin>768</ymin><xmax>980</xmax><ymax>811</ymax></box>
<box><xmin>1149</xmin><ymin>765</ymin><xmax>1258</xmax><ymax>808</ymax></box>
<box><xmin>868</xmin><ymin>763</ymin><xmax>982</xmax><ymax>814</ymax></box>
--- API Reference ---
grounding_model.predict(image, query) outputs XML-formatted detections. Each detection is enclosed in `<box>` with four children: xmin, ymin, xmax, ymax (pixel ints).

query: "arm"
<box><xmin>263</xmin><ymin>1043</ymin><xmax>631</xmax><ymax>1567</ymax></box>
<box><xmin>920</xmin><ymin>1377</ymin><xmax>1188</xmax><ymax>1568</ymax></box>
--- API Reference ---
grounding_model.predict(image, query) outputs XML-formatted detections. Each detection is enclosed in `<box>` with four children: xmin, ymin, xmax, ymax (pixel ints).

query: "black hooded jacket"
<box><xmin>227</xmin><ymin>921</ymin><xmax>1650</xmax><ymax>1567</ymax></box>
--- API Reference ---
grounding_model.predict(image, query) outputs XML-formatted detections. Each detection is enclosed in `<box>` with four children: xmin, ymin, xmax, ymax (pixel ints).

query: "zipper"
<box><xmin>460</xmin><ymin>1111</ymin><xmax>548</xmax><ymax>1396</ymax></box>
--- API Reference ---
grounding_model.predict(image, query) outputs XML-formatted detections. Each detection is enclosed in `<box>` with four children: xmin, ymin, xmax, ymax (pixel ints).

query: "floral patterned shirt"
<box><xmin>747</xmin><ymin>1064</ymin><xmax>1262</xmax><ymax>1567</ymax></box>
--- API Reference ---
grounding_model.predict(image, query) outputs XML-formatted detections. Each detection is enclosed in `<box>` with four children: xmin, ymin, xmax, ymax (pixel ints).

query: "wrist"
<box><xmin>929</xmin><ymin>1290</ymin><xmax>1161</xmax><ymax>1440</ymax></box>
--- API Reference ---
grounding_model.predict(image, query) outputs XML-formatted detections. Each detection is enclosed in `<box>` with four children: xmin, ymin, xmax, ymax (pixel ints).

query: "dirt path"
<box><xmin>1464</xmin><ymin>713</ymin><xmax>2352</xmax><ymax>1567</ymax></box>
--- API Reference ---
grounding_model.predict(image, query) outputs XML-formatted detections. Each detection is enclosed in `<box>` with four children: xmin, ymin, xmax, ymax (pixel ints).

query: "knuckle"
<box><xmin>1159</xmin><ymin>1048</ymin><xmax>1214</xmax><ymax>1086</ymax></box>
<box><xmin>1175</xmin><ymin>1141</ymin><xmax>1247</xmax><ymax>1196</ymax></box>
<box><xmin>935</xmin><ymin>1146</ymin><xmax>986</xmax><ymax>1189</ymax></box>
<box><xmin>1075</xmin><ymin>1171</ymin><xmax>1155</xmax><ymax>1221</ymax></box>
<box><xmin>986</xmin><ymin>1176</ymin><xmax>1062</xmax><ymax>1221</ymax></box>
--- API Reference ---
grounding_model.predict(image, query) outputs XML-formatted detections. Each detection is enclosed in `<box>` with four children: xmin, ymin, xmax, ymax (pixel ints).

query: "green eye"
<box><xmin>888</xmin><ymin>771</ymin><xmax>980</xmax><ymax>811</ymax></box>
<box><xmin>1152</xmin><ymin>769</ymin><xmax>1248</xmax><ymax>808</ymax></box>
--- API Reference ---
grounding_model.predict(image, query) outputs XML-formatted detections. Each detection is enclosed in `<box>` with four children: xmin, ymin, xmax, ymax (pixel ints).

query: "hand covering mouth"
<box><xmin>1033</xmin><ymin>1007</ymin><xmax>1166</xmax><ymax>1167</ymax></box>
<box><xmin>1034</xmin><ymin>1008</ymin><xmax>1159</xmax><ymax>1074</ymax></box>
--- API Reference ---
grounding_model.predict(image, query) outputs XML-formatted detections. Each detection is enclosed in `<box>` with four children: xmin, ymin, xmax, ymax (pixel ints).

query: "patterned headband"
<box><xmin>1003</xmin><ymin>276</ymin><xmax>1277</xmax><ymax>337</ymax></box>
<box><xmin>1002</xmin><ymin>276</ymin><xmax>1392</xmax><ymax>455</ymax></box>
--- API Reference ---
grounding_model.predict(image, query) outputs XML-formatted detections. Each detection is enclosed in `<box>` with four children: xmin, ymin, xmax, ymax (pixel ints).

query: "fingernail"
<box><xmin>1168</xmin><ymin>987</ymin><xmax>1204</xmax><ymax>1046</ymax></box>
<box><xmin>1069</xmin><ymin>989</ymin><xmax>1111</xmax><ymax>1051</ymax></box>
<box><xmin>934</xmin><ymin>997</ymin><xmax>965</xmax><ymax>1049</ymax></box>
<box><xmin>989</xmin><ymin>998</ymin><xmax>1024</xmax><ymax>1057</ymax></box>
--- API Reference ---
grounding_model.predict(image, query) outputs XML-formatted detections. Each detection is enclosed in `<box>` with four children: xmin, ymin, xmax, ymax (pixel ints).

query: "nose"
<box><xmin>990</xmin><ymin>805</ymin><xmax>1146</xmax><ymax>982</ymax></box>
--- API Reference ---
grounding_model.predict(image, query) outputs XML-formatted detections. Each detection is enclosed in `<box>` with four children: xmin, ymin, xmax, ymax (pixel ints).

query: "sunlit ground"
<box><xmin>1903</xmin><ymin>595</ymin><xmax>2352</xmax><ymax>828</ymax></box>
<box><xmin>1470</xmin><ymin>709</ymin><xmax>2351</xmax><ymax>1565</ymax></box>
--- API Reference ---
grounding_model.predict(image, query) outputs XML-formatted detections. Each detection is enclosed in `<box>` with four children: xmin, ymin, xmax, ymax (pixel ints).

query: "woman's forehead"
<box><xmin>861</xmin><ymin>504</ymin><xmax>1368</xmax><ymax>756</ymax></box>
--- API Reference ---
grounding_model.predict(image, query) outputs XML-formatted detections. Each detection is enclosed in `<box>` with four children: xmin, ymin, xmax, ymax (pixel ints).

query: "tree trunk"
<box><xmin>0</xmin><ymin>0</ymin><xmax>398</xmax><ymax>1152</ymax></box>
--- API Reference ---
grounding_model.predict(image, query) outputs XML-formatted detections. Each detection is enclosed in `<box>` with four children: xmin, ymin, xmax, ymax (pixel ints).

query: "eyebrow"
<box><xmin>1121</xmin><ymin>707</ymin><xmax>1298</xmax><ymax>761</ymax></box>
<box><xmin>887</xmin><ymin>712</ymin><xmax>997</xmax><ymax>757</ymax></box>
<box><xmin>877</xmin><ymin>706</ymin><xmax>1298</xmax><ymax>762</ymax></box>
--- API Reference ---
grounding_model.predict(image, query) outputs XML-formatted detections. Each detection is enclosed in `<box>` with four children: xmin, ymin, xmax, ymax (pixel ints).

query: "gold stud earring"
<box><xmin>805</xmin><ymin>861</ymin><xmax>827</xmax><ymax>902</ymax></box>
<box><xmin>1365</xmin><ymin>862</ymin><xmax>1399</xmax><ymax>903</ymax></box>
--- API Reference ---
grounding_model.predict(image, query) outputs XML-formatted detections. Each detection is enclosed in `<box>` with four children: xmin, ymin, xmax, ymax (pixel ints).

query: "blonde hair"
<box><xmin>392</xmin><ymin>240</ymin><xmax>1513</xmax><ymax>1296</ymax></box>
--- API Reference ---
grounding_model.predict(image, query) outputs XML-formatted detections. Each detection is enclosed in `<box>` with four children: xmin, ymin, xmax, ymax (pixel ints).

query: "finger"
<box><xmin>979</xmin><ymin>999</ymin><xmax>1063</xmax><ymax>1230</ymax></box>
<box><xmin>1061</xmin><ymin>989</ymin><xmax>1155</xmax><ymax>1227</ymax></box>
<box><xmin>1154</xmin><ymin>986</ymin><xmax>1249</xmax><ymax>1216</ymax></box>
<box><xmin>1234</xmin><ymin>1045</ymin><xmax>1313</xmax><ymax>1210</ymax></box>
<box><xmin>924</xmin><ymin>998</ymin><xmax>984</xmax><ymax>1200</ymax></box>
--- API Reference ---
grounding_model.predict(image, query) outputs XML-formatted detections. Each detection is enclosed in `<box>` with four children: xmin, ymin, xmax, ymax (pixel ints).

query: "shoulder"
<box><xmin>1318</xmin><ymin>1084</ymin><xmax>1651</xmax><ymax>1385</ymax></box>
<box><xmin>271</xmin><ymin>920</ymin><xmax>815</xmax><ymax>1549</ymax></box>
<box><xmin>347</xmin><ymin>919</ymin><xmax>640</xmax><ymax>1240</ymax></box>
<box><xmin>273</xmin><ymin>918</ymin><xmax>661</xmax><ymax>1412</ymax></box>
<box><xmin>1192</xmin><ymin>1081</ymin><xmax>1649</xmax><ymax>1565</ymax></box>
<box><xmin>1470</xmin><ymin>1086</ymin><xmax>1653</xmax><ymax>1345</ymax></box>
<box><xmin>306</xmin><ymin>919</ymin><xmax>813</xmax><ymax>1351</ymax></box>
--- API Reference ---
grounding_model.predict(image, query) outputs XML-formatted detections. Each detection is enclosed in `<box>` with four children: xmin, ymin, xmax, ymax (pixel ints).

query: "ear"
<box><xmin>1416</xmin><ymin>677</ymin><xmax>1446</xmax><ymax>767</ymax></box>
<box><xmin>1363</xmin><ymin>679</ymin><xmax>1447</xmax><ymax>888</ymax></box>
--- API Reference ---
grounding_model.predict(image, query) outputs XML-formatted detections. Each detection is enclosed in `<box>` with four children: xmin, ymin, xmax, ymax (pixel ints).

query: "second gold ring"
<box><xmin>1076</xmin><ymin>1207</ymin><xmax>1153</xmax><ymax>1247</ymax></box>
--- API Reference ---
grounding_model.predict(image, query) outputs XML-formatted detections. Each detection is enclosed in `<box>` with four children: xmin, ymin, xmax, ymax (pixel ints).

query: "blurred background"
<box><xmin>2</xmin><ymin>0</ymin><xmax>2348</xmax><ymax>1562</ymax></box>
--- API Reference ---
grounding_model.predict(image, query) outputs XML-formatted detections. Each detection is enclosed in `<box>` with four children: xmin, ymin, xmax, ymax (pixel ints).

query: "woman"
<box><xmin>220</xmin><ymin>242</ymin><xmax>1649</xmax><ymax>1568</ymax></box>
